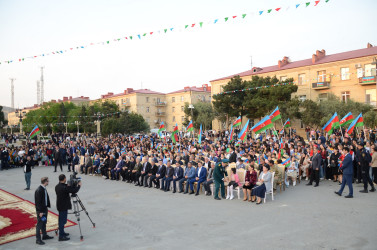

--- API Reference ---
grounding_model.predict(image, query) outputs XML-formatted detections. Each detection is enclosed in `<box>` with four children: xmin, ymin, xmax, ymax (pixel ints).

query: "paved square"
<box><xmin>1</xmin><ymin>166</ymin><xmax>376</xmax><ymax>250</ymax></box>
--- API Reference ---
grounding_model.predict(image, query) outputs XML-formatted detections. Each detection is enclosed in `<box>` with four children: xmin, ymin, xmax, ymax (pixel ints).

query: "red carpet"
<box><xmin>0</xmin><ymin>189</ymin><xmax>76</xmax><ymax>245</ymax></box>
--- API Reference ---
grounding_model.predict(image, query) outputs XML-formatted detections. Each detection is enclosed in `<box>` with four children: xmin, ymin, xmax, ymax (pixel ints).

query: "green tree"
<box><xmin>183</xmin><ymin>102</ymin><xmax>214</xmax><ymax>130</ymax></box>
<box><xmin>101</xmin><ymin>112</ymin><xmax>149</xmax><ymax>135</ymax></box>
<box><xmin>0</xmin><ymin>106</ymin><xmax>6</xmax><ymax>127</ymax></box>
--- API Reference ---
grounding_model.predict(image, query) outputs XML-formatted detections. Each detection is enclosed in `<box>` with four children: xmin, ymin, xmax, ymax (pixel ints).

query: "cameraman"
<box><xmin>55</xmin><ymin>174</ymin><xmax>81</xmax><ymax>241</ymax></box>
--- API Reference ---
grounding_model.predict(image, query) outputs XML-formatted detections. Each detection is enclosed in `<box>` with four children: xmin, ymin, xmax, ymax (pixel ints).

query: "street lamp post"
<box><xmin>188</xmin><ymin>104</ymin><xmax>194</xmax><ymax>120</ymax></box>
<box><xmin>64</xmin><ymin>122</ymin><xmax>68</xmax><ymax>134</ymax></box>
<box><xmin>95</xmin><ymin>112</ymin><xmax>103</xmax><ymax>138</ymax></box>
<box><xmin>15</xmin><ymin>109</ymin><xmax>26</xmax><ymax>135</ymax></box>
<box><xmin>75</xmin><ymin>121</ymin><xmax>80</xmax><ymax>136</ymax></box>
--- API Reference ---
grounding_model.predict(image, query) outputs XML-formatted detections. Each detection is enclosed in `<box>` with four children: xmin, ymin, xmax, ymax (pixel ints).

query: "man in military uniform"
<box><xmin>356</xmin><ymin>142</ymin><xmax>375</xmax><ymax>193</ymax></box>
<box><xmin>1</xmin><ymin>147</ymin><xmax>9</xmax><ymax>170</ymax></box>
<box><xmin>213</xmin><ymin>159</ymin><xmax>229</xmax><ymax>200</ymax></box>
<box><xmin>269</xmin><ymin>160</ymin><xmax>283</xmax><ymax>190</ymax></box>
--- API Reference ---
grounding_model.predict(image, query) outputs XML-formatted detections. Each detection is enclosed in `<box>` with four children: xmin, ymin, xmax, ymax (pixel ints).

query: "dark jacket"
<box><xmin>149</xmin><ymin>164</ymin><xmax>158</xmax><ymax>175</ymax></box>
<box><xmin>156</xmin><ymin>164</ymin><xmax>166</xmax><ymax>176</ymax></box>
<box><xmin>312</xmin><ymin>153</ymin><xmax>322</xmax><ymax>170</ymax></box>
<box><xmin>166</xmin><ymin>166</ymin><xmax>174</xmax><ymax>178</ymax></box>
<box><xmin>340</xmin><ymin>153</ymin><xmax>353</xmax><ymax>175</ymax></box>
<box><xmin>55</xmin><ymin>182</ymin><xmax>80</xmax><ymax>211</ymax></box>
<box><xmin>24</xmin><ymin>160</ymin><xmax>32</xmax><ymax>173</ymax></box>
<box><xmin>229</xmin><ymin>152</ymin><xmax>237</xmax><ymax>163</ymax></box>
<box><xmin>35</xmin><ymin>185</ymin><xmax>51</xmax><ymax>213</ymax></box>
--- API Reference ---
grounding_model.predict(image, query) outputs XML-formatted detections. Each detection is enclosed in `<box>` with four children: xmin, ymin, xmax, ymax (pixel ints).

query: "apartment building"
<box><xmin>210</xmin><ymin>43</ymin><xmax>377</xmax><ymax>131</ymax></box>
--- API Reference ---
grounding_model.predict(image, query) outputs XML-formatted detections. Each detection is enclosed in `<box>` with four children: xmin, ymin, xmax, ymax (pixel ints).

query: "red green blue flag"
<box><xmin>339</xmin><ymin>112</ymin><xmax>353</xmax><ymax>128</ymax></box>
<box><xmin>283</xmin><ymin>118</ymin><xmax>291</xmax><ymax>128</ymax></box>
<box><xmin>282</xmin><ymin>157</ymin><xmax>291</xmax><ymax>168</ymax></box>
<box><xmin>158</xmin><ymin>122</ymin><xmax>166</xmax><ymax>137</ymax></box>
<box><xmin>29</xmin><ymin>125</ymin><xmax>41</xmax><ymax>139</ymax></box>
<box><xmin>233</xmin><ymin>116</ymin><xmax>242</xmax><ymax>127</ymax></box>
<box><xmin>229</xmin><ymin>125</ymin><xmax>234</xmax><ymax>142</ymax></box>
<box><xmin>322</xmin><ymin>112</ymin><xmax>340</xmax><ymax>135</ymax></box>
<box><xmin>251</xmin><ymin>116</ymin><xmax>274</xmax><ymax>134</ymax></box>
<box><xmin>269</xmin><ymin>106</ymin><xmax>281</xmax><ymax>122</ymax></box>
<box><xmin>186</xmin><ymin>120</ymin><xmax>194</xmax><ymax>132</ymax></box>
<box><xmin>238</xmin><ymin>119</ymin><xmax>249</xmax><ymax>142</ymax></box>
<box><xmin>172</xmin><ymin>124</ymin><xmax>179</xmax><ymax>144</ymax></box>
<box><xmin>198</xmin><ymin>124</ymin><xmax>202</xmax><ymax>144</ymax></box>
<box><xmin>347</xmin><ymin>113</ymin><xmax>363</xmax><ymax>134</ymax></box>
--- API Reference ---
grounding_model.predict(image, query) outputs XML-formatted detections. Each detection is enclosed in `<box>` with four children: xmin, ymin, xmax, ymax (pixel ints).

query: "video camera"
<box><xmin>67</xmin><ymin>172</ymin><xmax>82</xmax><ymax>188</ymax></box>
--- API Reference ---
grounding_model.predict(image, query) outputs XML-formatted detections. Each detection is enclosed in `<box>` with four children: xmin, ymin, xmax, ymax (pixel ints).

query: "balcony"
<box><xmin>312</xmin><ymin>82</ymin><xmax>330</xmax><ymax>90</ymax></box>
<box><xmin>155</xmin><ymin>101</ymin><xmax>167</xmax><ymax>106</ymax></box>
<box><xmin>123</xmin><ymin>102</ymin><xmax>131</xmax><ymax>107</ymax></box>
<box><xmin>155</xmin><ymin>112</ymin><xmax>166</xmax><ymax>116</ymax></box>
<box><xmin>359</xmin><ymin>76</ymin><xmax>376</xmax><ymax>85</ymax></box>
<box><xmin>154</xmin><ymin>120</ymin><xmax>162</xmax><ymax>124</ymax></box>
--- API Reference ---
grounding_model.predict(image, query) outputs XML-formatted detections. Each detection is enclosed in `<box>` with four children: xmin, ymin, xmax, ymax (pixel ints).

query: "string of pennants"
<box><xmin>20</xmin><ymin>121</ymin><xmax>99</xmax><ymax>128</ymax></box>
<box><xmin>22</xmin><ymin>112</ymin><xmax>120</xmax><ymax>118</ymax></box>
<box><xmin>1</xmin><ymin>0</ymin><xmax>330</xmax><ymax>65</ymax></box>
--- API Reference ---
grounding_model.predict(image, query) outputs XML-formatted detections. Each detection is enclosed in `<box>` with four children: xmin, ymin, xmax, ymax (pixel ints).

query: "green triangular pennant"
<box><xmin>199</xmin><ymin>22</ymin><xmax>203</xmax><ymax>27</ymax></box>
<box><xmin>185</xmin><ymin>25</ymin><xmax>188</xmax><ymax>28</ymax></box>
<box><xmin>106</xmin><ymin>41</ymin><xmax>109</xmax><ymax>44</ymax></box>
<box><xmin>325</xmin><ymin>0</ymin><xmax>330</xmax><ymax>2</ymax></box>
<box><xmin>130</xmin><ymin>36</ymin><xmax>132</xmax><ymax>40</ymax></box>
<box><xmin>164</xmin><ymin>29</ymin><xmax>167</xmax><ymax>33</ymax></box>
<box><xmin>268</xmin><ymin>9</ymin><xmax>272</xmax><ymax>13</ymax></box>
<box><xmin>143</xmin><ymin>33</ymin><xmax>146</xmax><ymax>36</ymax></box>
<box><xmin>306</xmin><ymin>2</ymin><xmax>310</xmax><ymax>7</ymax></box>
<box><xmin>242</xmin><ymin>14</ymin><xmax>246</xmax><ymax>18</ymax></box>
<box><xmin>225</xmin><ymin>17</ymin><xmax>229</xmax><ymax>22</ymax></box>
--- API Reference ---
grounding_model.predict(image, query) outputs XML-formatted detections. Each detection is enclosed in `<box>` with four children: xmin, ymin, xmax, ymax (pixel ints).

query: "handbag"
<box><xmin>256</xmin><ymin>181</ymin><xmax>262</xmax><ymax>186</ymax></box>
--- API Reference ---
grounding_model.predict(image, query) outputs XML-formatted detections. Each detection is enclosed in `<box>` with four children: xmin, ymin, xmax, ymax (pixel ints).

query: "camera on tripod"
<box><xmin>68</xmin><ymin>172</ymin><xmax>82</xmax><ymax>188</ymax></box>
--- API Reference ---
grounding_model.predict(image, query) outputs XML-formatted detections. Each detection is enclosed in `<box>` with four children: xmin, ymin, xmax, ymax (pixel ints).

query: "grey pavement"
<box><xmin>1</xmin><ymin>166</ymin><xmax>377</xmax><ymax>250</ymax></box>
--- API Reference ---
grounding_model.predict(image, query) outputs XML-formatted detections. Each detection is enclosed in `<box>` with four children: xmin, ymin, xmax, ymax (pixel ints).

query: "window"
<box><xmin>341</xmin><ymin>67</ymin><xmax>350</xmax><ymax>80</ymax></box>
<box><xmin>341</xmin><ymin>91</ymin><xmax>350</xmax><ymax>103</ymax></box>
<box><xmin>172</xmin><ymin>97</ymin><xmax>175</xmax><ymax>103</ymax></box>
<box><xmin>299</xmin><ymin>95</ymin><xmax>307</xmax><ymax>102</ymax></box>
<box><xmin>317</xmin><ymin>70</ymin><xmax>326</xmax><ymax>82</ymax></box>
<box><xmin>208</xmin><ymin>96</ymin><xmax>211</xmax><ymax>102</ymax></box>
<box><xmin>300</xmin><ymin>120</ymin><xmax>304</xmax><ymax>129</ymax></box>
<box><xmin>181</xmin><ymin>106</ymin><xmax>184</xmax><ymax>111</ymax></box>
<box><xmin>172</xmin><ymin>116</ymin><xmax>175</xmax><ymax>122</ymax></box>
<box><xmin>365</xmin><ymin>64</ymin><xmax>375</xmax><ymax>77</ymax></box>
<box><xmin>146</xmin><ymin>107</ymin><xmax>150</xmax><ymax>113</ymax></box>
<box><xmin>298</xmin><ymin>74</ymin><xmax>305</xmax><ymax>85</ymax></box>
<box><xmin>318</xmin><ymin>93</ymin><xmax>328</xmax><ymax>102</ymax></box>
<box><xmin>280</xmin><ymin>76</ymin><xmax>287</xmax><ymax>81</ymax></box>
<box><xmin>181</xmin><ymin>116</ymin><xmax>185</xmax><ymax>122</ymax></box>
<box><xmin>146</xmin><ymin>97</ymin><xmax>149</xmax><ymax>103</ymax></box>
<box><xmin>156</xmin><ymin>98</ymin><xmax>160</xmax><ymax>103</ymax></box>
<box><xmin>181</xmin><ymin>96</ymin><xmax>184</xmax><ymax>102</ymax></box>
<box><xmin>366</xmin><ymin>89</ymin><xmax>376</xmax><ymax>106</ymax></box>
<box><xmin>172</xmin><ymin>107</ymin><xmax>175</xmax><ymax>112</ymax></box>
<box><xmin>145</xmin><ymin>118</ymin><xmax>150</xmax><ymax>123</ymax></box>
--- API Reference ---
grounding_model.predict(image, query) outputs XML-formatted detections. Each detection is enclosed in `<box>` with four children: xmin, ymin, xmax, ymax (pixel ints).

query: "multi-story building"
<box><xmin>92</xmin><ymin>84</ymin><xmax>211</xmax><ymax>131</ymax></box>
<box><xmin>166</xmin><ymin>84</ymin><xmax>211</xmax><ymax>131</ymax></box>
<box><xmin>210</xmin><ymin>44</ymin><xmax>377</xmax><ymax>131</ymax></box>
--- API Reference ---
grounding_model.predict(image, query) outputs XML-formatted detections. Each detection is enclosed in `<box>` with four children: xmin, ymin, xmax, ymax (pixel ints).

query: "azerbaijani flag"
<box><xmin>29</xmin><ymin>125</ymin><xmax>41</xmax><ymax>139</ymax></box>
<box><xmin>198</xmin><ymin>124</ymin><xmax>202</xmax><ymax>144</ymax></box>
<box><xmin>172</xmin><ymin>124</ymin><xmax>179</xmax><ymax>144</ymax></box>
<box><xmin>186</xmin><ymin>120</ymin><xmax>194</xmax><ymax>132</ymax></box>
<box><xmin>279</xmin><ymin>128</ymin><xmax>284</xmax><ymax>134</ymax></box>
<box><xmin>347</xmin><ymin>113</ymin><xmax>364</xmax><ymax>134</ymax></box>
<box><xmin>322</xmin><ymin>112</ymin><xmax>340</xmax><ymax>135</ymax></box>
<box><xmin>282</xmin><ymin>157</ymin><xmax>291</xmax><ymax>168</ymax></box>
<box><xmin>238</xmin><ymin>119</ymin><xmax>249</xmax><ymax>142</ymax></box>
<box><xmin>283</xmin><ymin>118</ymin><xmax>291</xmax><ymax>128</ymax></box>
<box><xmin>233</xmin><ymin>116</ymin><xmax>242</xmax><ymax>127</ymax></box>
<box><xmin>278</xmin><ymin>138</ymin><xmax>284</xmax><ymax>159</ymax></box>
<box><xmin>339</xmin><ymin>112</ymin><xmax>354</xmax><ymax>127</ymax></box>
<box><xmin>269</xmin><ymin>106</ymin><xmax>281</xmax><ymax>122</ymax></box>
<box><xmin>158</xmin><ymin>122</ymin><xmax>166</xmax><ymax>137</ymax></box>
<box><xmin>235</xmin><ymin>140</ymin><xmax>241</xmax><ymax>147</ymax></box>
<box><xmin>251</xmin><ymin>116</ymin><xmax>274</xmax><ymax>134</ymax></box>
<box><xmin>229</xmin><ymin>125</ymin><xmax>234</xmax><ymax>142</ymax></box>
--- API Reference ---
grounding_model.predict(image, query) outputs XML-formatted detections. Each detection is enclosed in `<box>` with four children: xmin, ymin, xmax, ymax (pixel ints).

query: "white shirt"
<box><xmin>198</xmin><ymin>167</ymin><xmax>202</xmax><ymax>177</ymax></box>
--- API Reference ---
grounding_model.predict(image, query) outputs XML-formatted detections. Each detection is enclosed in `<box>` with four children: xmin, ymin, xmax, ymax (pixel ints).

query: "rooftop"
<box><xmin>210</xmin><ymin>44</ymin><xmax>377</xmax><ymax>82</ymax></box>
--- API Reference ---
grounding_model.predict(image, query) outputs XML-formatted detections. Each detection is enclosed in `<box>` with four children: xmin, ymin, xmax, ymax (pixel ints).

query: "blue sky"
<box><xmin>0</xmin><ymin>0</ymin><xmax>376</xmax><ymax>108</ymax></box>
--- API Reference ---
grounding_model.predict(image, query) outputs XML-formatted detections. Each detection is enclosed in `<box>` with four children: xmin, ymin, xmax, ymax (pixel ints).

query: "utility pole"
<box><xmin>40</xmin><ymin>66</ymin><xmax>45</xmax><ymax>103</ymax></box>
<box><xmin>37</xmin><ymin>80</ymin><xmax>40</xmax><ymax>104</ymax></box>
<box><xmin>250</xmin><ymin>56</ymin><xmax>253</xmax><ymax>70</ymax></box>
<box><xmin>10</xmin><ymin>78</ymin><xmax>15</xmax><ymax>109</ymax></box>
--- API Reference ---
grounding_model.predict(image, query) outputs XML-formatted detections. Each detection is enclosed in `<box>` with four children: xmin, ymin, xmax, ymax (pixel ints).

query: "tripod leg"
<box><xmin>75</xmin><ymin>195</ymin><xmax>96</xmax><ymax>228</ymax></box>
<box><xmin>72</xmin><ymin>198</ymin><xmax>84</xmax><ymax>240</ymax></box>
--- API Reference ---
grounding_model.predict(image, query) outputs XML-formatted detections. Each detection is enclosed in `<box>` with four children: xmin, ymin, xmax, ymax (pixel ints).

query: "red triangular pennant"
<box><xmin>232</xmin><ymin>16</ymin><xmax>237</xmax><ymax>18</ymax></box>
<box><xmin>275</xmin><ymin>7</ymin><xmax>281</xmax><ymax>11</ymax></box>
<box><xmin>315</xmin><ymin>1</ymin><xmax>320</xmax><ymax>6</ymax></box>
<box><xmin>191</xmin><ymin>24</ymin><xmax>195</xmax><ymax>27</ymax></box>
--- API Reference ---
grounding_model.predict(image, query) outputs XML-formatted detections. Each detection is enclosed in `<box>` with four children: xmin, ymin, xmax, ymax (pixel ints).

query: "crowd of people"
<box><xmin>1</xmin><ymin>127</ymin><xmax>376</xmax><ymax>202</ymax></box>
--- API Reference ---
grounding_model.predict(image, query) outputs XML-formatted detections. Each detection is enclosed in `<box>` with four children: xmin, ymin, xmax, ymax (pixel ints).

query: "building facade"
<box><xmin>92</xmin><ymin>84</ymin><xmax>211</xmax><ymax>131</ymax></box>
<box><xmin>210</xmin><ymin>44</ymin><xmax>377</xmax><ymax>131</ymax></box>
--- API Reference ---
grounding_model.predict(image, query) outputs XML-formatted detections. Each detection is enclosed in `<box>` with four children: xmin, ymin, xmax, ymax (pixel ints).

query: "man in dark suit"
<box><xmin>55</xmin><ymin>174</ymin><xmax>81</xmax><ymax>241</ymax></box>
<box><xmin>307</xmin><ymin>147</ymin><xmax>321</xmax><ymax>187</ymax></box>
<box><xmin>172</xmin><ymin>161</ymin><xmax>184</xmax><ymax>193</ymax></box>
<box><xmin>140</xmin><ymin>158</ymin><xmax>152</xmax><ymax>187</ymax></box>
<box><xmin>147</xmin><ymin>159</ymin><xmax>158</xmax><ymax>187</ymax></box>
<box><xmin>229</xmin><ymin>148</ymin><xmax>237</xmax><ymax>163</ymax></box>
<box><xmin>189</xmin><ymin>161</ymin><xmax>207</xmax><ymax>196</ymax></box>
<box><xmin>34</xmin><ymin>177</ymin><xmax>54</xmax><ymax>245</ymax></box>
<box><xmin>151</xmin><ymin>159</ymin><xmax>166</xmax><ymax>189</ymax></box>
<box><xmin>335</xmin><ymin>147</ymin><xmax>353</xmax><ymax>198</ymax></box>
<box><xmin>54</xmin><ymin>145</ymin><xmax>63</xmax><ymax>172</ymax></box>
<box><xmin>162</xmin><ymin>161</ymin><xmax>174</xmax><ymax>191</ymax></box>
